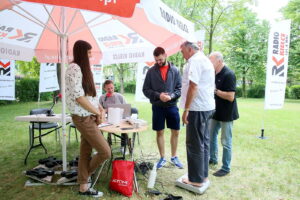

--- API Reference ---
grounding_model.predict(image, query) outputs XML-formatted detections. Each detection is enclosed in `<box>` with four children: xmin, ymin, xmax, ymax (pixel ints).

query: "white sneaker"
<box><xmin>78</xmin><ymin>188</ymin><xmax>103</xmax><ymax>198</ymax></box>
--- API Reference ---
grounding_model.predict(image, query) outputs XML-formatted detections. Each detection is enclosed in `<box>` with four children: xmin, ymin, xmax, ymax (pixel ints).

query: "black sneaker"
<box><xmin>78</xmin><ymin>188</ymin><xmax>103</xmax><ymax>198</ymax></box>
<box><xmin>213</xmin><ymin>169</ymin><xmax>230</xmax><ymax>177</ymax></box>
<box><xmin>163</xmin><ymin>194</ymin><xmax>183</xmax><ymax>200</ymax></box>
<box><xmin>209</xmin><ymin>160</ymin><xmax>218</xmax><ymax>165</ymax></box>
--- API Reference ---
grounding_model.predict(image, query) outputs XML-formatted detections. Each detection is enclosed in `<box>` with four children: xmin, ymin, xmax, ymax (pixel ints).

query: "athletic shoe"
<box><xmin>213</xmin><ymin>169</ymin><xmax>230</xmax><ymax>177</ymax></box>
<box><xmin>209</xmin><ymin>160</ymin><xmax>218</xmax><ymax>166</ymax></box>
<box><xmin>171</xmin><ymin>156</ymin><xmax>184</xmax><ymax>169</ymax></box>
<box><xmin>156</xmin><ymin>157</ymin><xmax>167</xmax><ymax>169</ymax></box>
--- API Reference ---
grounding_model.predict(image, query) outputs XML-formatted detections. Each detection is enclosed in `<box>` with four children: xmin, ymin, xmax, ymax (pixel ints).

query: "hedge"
<box><xmin>236</xmin><ymin>87</ymin><xmax>243</xmax><ymax>98</ymax></box>
<box><xmin>247</xmin><ymin>84</ymin><xmax>265</xmax><ymax>98</ymax></box>
<box><xmin>17</xmin><ymin>78</ymin><xmax>53</xmax><ymax>102</ymax></box>
<box><xmin>113</xmin><ymin>81</ymin><xmax>136</xmax><ymax>94</ymax></box>
<box><xmin>0</xmin><ymin>78</ymin><xmax>53</xmax><ymax>105</ymax></box>
<box><xmin>290</xmin><ymin>85</ymin><xmax>300</xmax><ymax>99</ymax></box>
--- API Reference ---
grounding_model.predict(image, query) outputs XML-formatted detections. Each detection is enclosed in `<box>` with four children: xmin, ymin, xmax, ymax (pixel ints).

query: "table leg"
<box><xmin>38</xmin><ymin>123</ymin><xmax>48</xmax><ymax>154</ymax></box>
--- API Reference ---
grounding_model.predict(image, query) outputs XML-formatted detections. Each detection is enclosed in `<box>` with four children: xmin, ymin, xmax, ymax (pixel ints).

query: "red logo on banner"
<box><xmin>272</xmin><ymin>32</ymin><xmax>287</xmax><ymax>77</ymax></box>
<box><xmin>0</xmin><ymin>61</ymin><xmax>11</xmax><ymax>76</ymax></box>
<box><xmin>0</xmin><ymin>25</ymin><xmax>38</xmax><ymax>43</ymax></box>
<box><xmin>99</xmin><ymin>33</ymin><xmax>144</xmax><ymax>48</ymax></box>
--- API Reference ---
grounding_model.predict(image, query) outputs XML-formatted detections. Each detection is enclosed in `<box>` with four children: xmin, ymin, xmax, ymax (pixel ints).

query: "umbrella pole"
<box><xmin>61</xmin><ymin>7</ymin><xmax>67</xmax><ymax>172</ymax></box>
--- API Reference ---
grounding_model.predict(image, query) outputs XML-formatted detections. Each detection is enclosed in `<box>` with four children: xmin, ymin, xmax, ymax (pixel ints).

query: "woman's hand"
<box><xmin>95</xmin><ymin>114</ymin><xmax>103</xmax><ymax>125</ymax></box>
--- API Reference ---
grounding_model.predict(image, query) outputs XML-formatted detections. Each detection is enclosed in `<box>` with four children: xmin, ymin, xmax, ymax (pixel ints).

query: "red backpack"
<box><xmin>109</xmin><ymin>160</ymin><xmax>135</xmax><ymax>197</ymax></box>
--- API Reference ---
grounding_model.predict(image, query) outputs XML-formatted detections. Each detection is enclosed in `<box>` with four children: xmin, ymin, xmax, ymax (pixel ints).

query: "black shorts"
<box><xmin>152</xmin><ymin>105</ymin><xmax>180</xmax><ymax>131</ymax></box>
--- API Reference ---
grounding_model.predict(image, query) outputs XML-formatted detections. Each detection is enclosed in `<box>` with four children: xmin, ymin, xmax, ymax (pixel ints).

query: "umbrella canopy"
<box><xmin>1</xmin><ymin>0</ymin><xmax>139</xmax><ymax>17</ymax></box>
<box><xmin>0</xmin><ymin>0</ymin><xmax>195</xmax><ymax>171</ymax></box>
<box><xmin>0</xmin><ymin>0</ymin><xmax>195</xmax><ymax>65</ymax></box>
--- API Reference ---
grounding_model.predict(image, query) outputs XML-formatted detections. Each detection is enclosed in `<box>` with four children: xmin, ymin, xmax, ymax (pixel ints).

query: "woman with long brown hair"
<box><xmin>65</xmin><ymin>40</ymin><xmax>111</xmax><ymax>197</ymax></box>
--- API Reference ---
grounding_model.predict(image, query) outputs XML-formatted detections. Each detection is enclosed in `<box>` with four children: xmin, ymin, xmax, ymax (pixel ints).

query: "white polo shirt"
<box><xmin>180</xmin><ymin>52</ymin><xmax>215</xmax><ymax>111</ymax></box>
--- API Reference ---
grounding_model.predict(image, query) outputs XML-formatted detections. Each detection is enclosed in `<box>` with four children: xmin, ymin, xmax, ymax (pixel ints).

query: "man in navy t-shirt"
<box><xmin>209</xmin><ymin>52</ymin><xmax>239</xmax><ymax>177</ymax></box>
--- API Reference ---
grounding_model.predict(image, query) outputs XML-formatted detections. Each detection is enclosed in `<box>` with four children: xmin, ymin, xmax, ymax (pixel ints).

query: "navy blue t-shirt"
<box><xmin>213</xmin><ymin>66</ymin><xmax>239</xmax><ymax>121</ymax></box>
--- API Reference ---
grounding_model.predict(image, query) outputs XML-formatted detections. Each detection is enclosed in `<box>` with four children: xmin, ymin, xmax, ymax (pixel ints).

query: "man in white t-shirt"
<box><xmin>180</xmin><ymin>41</ymin><xmax>215</xmax><ymax>188</ymax></box>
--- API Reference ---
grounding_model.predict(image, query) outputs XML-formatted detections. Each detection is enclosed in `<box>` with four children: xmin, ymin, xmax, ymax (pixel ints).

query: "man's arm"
<box><xmin>182</xmin><ymin>81</ymin><xmax>197</xmax><ymax>124</ymax></box>
<box><xmin>142</xmin><ymin>71</ymin><xmax>160</xmax><ymax>101</ymax></box>
<box><xmin>215</xmin><ymin>90</ymin><xmax>235</xmax><ymax>102</ymax></box>
<box><xmin>169</xmin><ymin>69</ymin><xmax>182</xmax><ymax>100</ymax></box>
<box><xmin>216</xmin><ymin>72</ymin><xmax>236</xmax><ymax>102</ymax></box>
<box><xmin>119</xmin><ymin>93</ymin><xmax>126</xmax><ymax>104</ymax></box>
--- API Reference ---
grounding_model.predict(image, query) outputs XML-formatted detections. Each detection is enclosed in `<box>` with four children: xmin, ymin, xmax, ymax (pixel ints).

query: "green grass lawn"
<box><xmin>0</xmin><ymin>95</ymin><xmax>299</xmax><ymax>200</ymax></box>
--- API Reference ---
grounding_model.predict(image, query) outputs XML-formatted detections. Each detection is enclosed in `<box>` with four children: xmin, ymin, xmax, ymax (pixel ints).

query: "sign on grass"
<box><xmin>264</xmin><ymin>20</ymin><xmax>291</xmax><ymax>109</ymax></box>
<box><xmin>0</xmin><ymin>59</ymin><xmax>15</xmax><ymax>100</ymax></box>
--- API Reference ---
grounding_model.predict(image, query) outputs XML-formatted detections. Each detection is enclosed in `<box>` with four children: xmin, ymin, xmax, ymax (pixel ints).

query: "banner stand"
<box><xmin>258</xmin><ymin>110</ymin><xmax>267</xmax><ymax>139</ymax></box>
<box><xmin>38</xmin><ymin>93</ymin><xmax>41</xmax><ymax>108</ymax></box>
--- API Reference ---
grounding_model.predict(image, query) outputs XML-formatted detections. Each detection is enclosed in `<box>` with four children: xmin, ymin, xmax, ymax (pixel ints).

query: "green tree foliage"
<box><xmin>282</xmin><ymin>0</ymin><xmax>300</xmax><ymax>85</ymax></box>
<box><xmin>15</xmin><ymin>57</ymin><xmax>40</xmax><ymax>78</ymax></box>
<box><xmin>163</xmin><ymin>0</ymin><xmax>250</xmax><ymax>54</ymax></box>
<box><xmin>168</xmin><ymin>52</ymin><xmax>185</xmax><ymax>73</ymax></box>
<box><xmin>103</xmin><ymin>63</ymin><xmax>136</xmax><ymax>94</ymax></box>
<box><xmin>223</xmin><ymin>9</ymin><xmax>269</xmax><ymax>97</ymax></box>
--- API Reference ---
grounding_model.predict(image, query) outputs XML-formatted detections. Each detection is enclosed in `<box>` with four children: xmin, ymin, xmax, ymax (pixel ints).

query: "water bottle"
<box><xmin>147</xmin><ymin>164</ymin><xmax>157</xmax><ymax>188</ymax></box>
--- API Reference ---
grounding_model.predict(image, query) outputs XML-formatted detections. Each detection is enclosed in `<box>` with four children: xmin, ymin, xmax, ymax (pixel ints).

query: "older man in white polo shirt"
<box><xmin>180</xmin><ymin>41</ymin><xmax>215</xmax><ymax>188</ymax></box>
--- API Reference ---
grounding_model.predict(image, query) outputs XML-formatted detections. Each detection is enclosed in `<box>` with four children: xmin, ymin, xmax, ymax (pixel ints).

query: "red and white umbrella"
<box><xmin>0</xmin><ymin>0</ymin><xmax>196</xmax><ymax>170</ymax></box>
<box><xmin>0</xmin><ymin>0</ymin><xmax>195</xmax><ymax>64</ymax></box>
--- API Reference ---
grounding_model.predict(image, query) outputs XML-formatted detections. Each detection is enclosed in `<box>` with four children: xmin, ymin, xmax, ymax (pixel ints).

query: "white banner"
<box><xmin>0</xmin><ymin>59</ymin><xmax>15</xmax><ymax>100</ymax></box>
<box><xmin>92</xmin><ymin>64</ymin><xmax>103</xmax><ymax>97</ymax></box>
<box><xmin>135</xmin><ymin>62</ymin><xmax>153</xmax><ymax>102</ymax></box>
<box><xmin>39</xmin><ymin>63</ymin><xmax>59</xmax><ymax>93</ymax></box>
<box><xmin>264</xmin><ymin>20</ymin><xmax>291</xmax><ymax>109</ymax></box>
<box><xmin>141</xmin><ymin>0</ymin><xmax>195</xmax><ymax>41</ymax></box>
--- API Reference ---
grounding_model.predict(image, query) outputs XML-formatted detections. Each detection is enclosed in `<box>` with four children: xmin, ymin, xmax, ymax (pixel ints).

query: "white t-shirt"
<box><xmin>180</xmin><ymin>52</ymin><xmax>215</xmax><ymax>111</ymax></box>
<box><xmin>65</xmin><ymin>63</ymin><xmax>99</xmax><ymax>116</ymax></box>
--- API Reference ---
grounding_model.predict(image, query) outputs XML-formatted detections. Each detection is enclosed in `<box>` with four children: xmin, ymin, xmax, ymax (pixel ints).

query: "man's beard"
<box><xmin>159</xmin><ymin>60</ymin><xmax>167</xmax><ymax>67</ymax></box>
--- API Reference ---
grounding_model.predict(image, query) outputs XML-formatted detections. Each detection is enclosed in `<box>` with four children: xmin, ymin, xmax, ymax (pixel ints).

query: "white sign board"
<box><xmin>0</xmin><ymin>59</ymin><xmax>15</xmax><ymax>100</ymax></box>
<box><xmin>92</xmin><ymin>64</ymin><xmax>103</xmax><ymax>97</ymax></box>
<box><xmin>135</xmin><ymin>62</ymin><xmax>153</xmax><ymax>102</ymax></box>
<box><xmin>39</xmin><ymin>63</ymin><xmax>59</xmax><ymax>93</ymax></box>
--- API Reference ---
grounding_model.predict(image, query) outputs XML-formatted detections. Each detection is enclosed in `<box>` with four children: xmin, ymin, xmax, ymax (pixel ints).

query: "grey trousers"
<box><xmin>186</xmin><ymin>110</ymin><xmax>214</xmax><ymax>183</ymax></box>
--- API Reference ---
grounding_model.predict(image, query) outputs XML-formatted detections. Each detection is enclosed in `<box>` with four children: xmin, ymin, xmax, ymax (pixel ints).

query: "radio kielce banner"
<box><xmin>0</xmin><ymin>59</ymin><xmax>15</xmax><ymax>100</ymax></box>
<box><xmin>135</xmin><ymin>62</ymin><xmax>154</xmax><ymax>102</ymax></box>
<box><xmin>39</xmin><ymin>63</ymin><xmax>59</xmax><ymax>93</ymax></box>
<box><xmin>264</xmin><ymin>20</ymin><xmax>291</xmax><ymax>110</ymax></box>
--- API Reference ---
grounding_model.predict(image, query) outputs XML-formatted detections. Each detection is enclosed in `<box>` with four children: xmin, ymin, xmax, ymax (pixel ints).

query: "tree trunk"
<box><xmin>209</xmin><ymin>5</ymin><xmax>214</xmax><ymax>54</ymax></box>
<box><xmin>57</xmin><ymin>63</ymin><xmax>61</xmax><ymax>93</ymax></box>
<box><xmin>242</xmin><ymin>67</ymin><xmax>246</xmax><ymax>98</ymax></box>
<box><xmin>119</xmin><ymin>64</ymin><xmax>125</xmax><ymax>94</ymax></box>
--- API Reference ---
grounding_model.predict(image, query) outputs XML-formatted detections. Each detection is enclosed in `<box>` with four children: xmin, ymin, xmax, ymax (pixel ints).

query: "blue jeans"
<box><xmin>209</xmin><ymin>119</ymin><xmax>233</xmax><ymax>172</ymax></box>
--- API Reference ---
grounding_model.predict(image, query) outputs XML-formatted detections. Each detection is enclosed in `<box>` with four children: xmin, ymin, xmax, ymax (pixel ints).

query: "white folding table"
<box><xmin>15</xmin><ymin>114</ymin><xmax>72</xmax><ymax>165</ymax></box>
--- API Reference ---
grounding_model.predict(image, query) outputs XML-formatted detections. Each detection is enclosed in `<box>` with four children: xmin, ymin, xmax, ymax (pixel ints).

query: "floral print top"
<box><xmin>65</xmin><ymin>63</ymin><xmax>99</xmax><ymax>117</ymax></box>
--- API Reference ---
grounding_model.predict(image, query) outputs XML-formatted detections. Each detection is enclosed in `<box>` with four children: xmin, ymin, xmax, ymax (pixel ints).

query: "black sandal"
<box><xmin>61</xmin><ymin>169</ymin><xmax>77</xmax><ymax>179</ymax></box>
<box><xmin>26</xmin><ymin>168</ymin><xmax>54</xmax><ymax>178</ymax></box>
<box><xmin>163</xmin><ymin>194</ymin><xmax>183</xmax><ymax>200</ymax></box>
